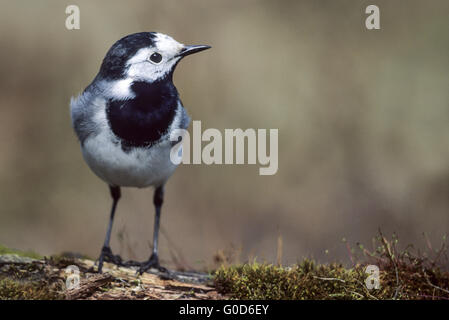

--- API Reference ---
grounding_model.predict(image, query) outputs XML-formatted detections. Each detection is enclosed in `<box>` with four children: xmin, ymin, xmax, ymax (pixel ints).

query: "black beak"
<box><xmin>176</xmin><ymin>45</ymin><xmax>211</xmax><ymax>58</ymax></box>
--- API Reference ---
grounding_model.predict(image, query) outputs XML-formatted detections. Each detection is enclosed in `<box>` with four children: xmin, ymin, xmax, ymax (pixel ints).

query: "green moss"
<box><xmin>215</xmin><ymin>260</ymin><xmax>368</xmax><ymax>299</ymax></box>
<box><xmin>0</xmin><ymin>278</ymin><xmax>63</xmax><ymax>300</ymax></box>
<box><xmin>214</xmin><ymin>234</ymin><xmax>449</xmax><ymax>300</ymax></box>
<box><xmin>0</xmin><ymin>244</ymin><xmax>42</xmax><ymax>260</ymax></box>
<box><xmin>0</xmin><ymin>246</ymin><xmax>64</xmax><ymax>299</ymax></box>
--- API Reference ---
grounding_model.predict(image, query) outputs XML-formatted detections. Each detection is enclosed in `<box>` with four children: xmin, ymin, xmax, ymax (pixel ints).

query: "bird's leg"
<box><xmin>98</xmin><ymin>186</ymin><xmax>123</xmax><ymax>273</ymax></box>
<box><xmin>138</xmin><ymin>185</ymin><xmax>167</xmax><ymax>274</ymax></box>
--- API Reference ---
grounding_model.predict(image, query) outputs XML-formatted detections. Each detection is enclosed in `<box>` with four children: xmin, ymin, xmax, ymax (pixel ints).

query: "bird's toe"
<box><xmin>137</xmin><ymin>254</ymin><xmax>166</xmax><ymax>275</ymax></box>
<box><xmin>98</xmin><ymin>246</ymin><xmax>124</xmax><ymax>270</ymax></box>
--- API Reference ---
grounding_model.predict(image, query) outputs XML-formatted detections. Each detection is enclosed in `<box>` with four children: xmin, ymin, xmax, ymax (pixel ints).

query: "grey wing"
<box><xmin>70</xmin><ymin>88</ymin><xmax>103</xmax><ymax>145</ymax></box>
<box><xmin>170</xmin><ymin>102</ymin><xmax>191</xmax><ymax>147</ymax></box>
<box><xmin>179</xmin><ymin>102</ymin><xmax>191</xmax><ymax>130</ymax></box>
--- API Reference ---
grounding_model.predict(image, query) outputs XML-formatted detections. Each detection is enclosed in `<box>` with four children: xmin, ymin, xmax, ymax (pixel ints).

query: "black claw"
<box><xmin>138</xmin><ymin>254</ymin><xmax>166</xmax><ymax>275</ymax></box>
<box><xmin>97</xmin><ymin>246</ymin><xmax>124</xmax><ymax>273</ymax></box>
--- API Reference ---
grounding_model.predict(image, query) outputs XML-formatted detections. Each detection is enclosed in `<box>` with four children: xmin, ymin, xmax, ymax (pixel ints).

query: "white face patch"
<box><xmin>125</xmin><ymin>33</ymin><xmax>184</xmax><ymax>82</ymax></box>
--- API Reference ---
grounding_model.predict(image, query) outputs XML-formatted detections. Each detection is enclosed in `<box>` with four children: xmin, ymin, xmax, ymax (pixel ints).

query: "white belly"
<box><xmin>81</xmin><ymin>130</ymin><xmax>178</xmax><ymax>188</ymax></box>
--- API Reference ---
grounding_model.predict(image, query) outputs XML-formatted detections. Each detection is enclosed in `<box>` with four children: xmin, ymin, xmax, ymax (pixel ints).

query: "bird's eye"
<box><xmin>149</xmin><ymin>52</ymin><xmax>163</xmax><ymax>64</ymax></box>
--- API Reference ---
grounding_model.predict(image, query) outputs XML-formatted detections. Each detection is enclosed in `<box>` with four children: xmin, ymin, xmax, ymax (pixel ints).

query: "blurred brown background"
<box><xmin>1</xmin><ymin>0</ymin><xmax>448</xmax><ymax>269</ymax></box>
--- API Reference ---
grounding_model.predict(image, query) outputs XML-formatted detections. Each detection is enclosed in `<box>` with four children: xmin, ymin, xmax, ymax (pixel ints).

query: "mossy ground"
<box><xmin>0</xmin><ymin>258</ymin><xmax>64</xmax><ymax>299</ymax></box>
<box><xmin>214</xmin><ymin>232</ymin><xmax>449</xmax><ymax>299</ymax></box>
<box><xmin>1</xmin><ymin>232</ymin><xmax>449</xmax><ymax>300</ymax></box>
<box><xmin>0</xmin><ymin>278</ymin><xmax>63</xmax><ymax>300</ymax></box>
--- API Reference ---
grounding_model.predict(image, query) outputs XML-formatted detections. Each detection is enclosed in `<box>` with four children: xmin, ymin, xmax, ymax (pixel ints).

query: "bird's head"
<box><xmin>97</xmin><ymin>32</ymin><xmax>210</xmax><ymax>84</ymax></box>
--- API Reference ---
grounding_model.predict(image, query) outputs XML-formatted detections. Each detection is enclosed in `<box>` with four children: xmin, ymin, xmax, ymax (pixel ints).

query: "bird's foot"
<box><xmin>97</xmin><ymin>246</ymin><xmax>124</xmax><ymax>273</ymax></box>
<box><xmin>137</xmin><ymin>254</ymin><xmax>167</xmax><ymax>275</ymax></box>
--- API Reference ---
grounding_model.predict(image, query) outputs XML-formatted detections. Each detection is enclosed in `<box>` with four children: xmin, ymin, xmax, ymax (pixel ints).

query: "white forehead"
<box><xmin>153</xmin><ymin>33</ymin><xmax>184</xmax><ymax>55</ymax></box>
<box><xmin>126</xmin><ymin>33</ymin><xmax>183</xmax><ymax>66</ymax></box>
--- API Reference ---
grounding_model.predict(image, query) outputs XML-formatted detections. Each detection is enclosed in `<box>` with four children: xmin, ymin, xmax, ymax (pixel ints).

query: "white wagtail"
<box><xmin>70</xmin><ymin>32</ymin><xmax>210</xmax><ymax>274</ymax></box>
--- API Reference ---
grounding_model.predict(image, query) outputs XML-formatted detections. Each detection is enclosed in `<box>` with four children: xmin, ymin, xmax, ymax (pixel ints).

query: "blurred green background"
<box><xmin>1</xmin><ymin>0</ymin><xmax>448</xmax><ymax>269</ymax></box>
